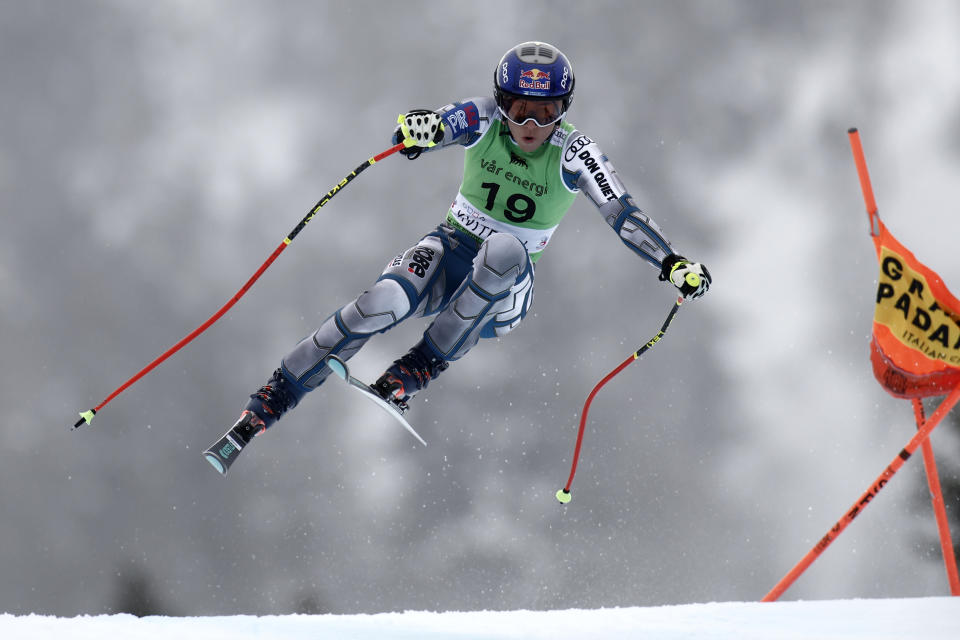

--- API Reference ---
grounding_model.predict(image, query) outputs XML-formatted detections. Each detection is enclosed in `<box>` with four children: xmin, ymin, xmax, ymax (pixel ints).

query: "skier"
<box><xmin>204</xmin><ymin>41</ymin><xmax>711</xmax><ymax>474</ymax></box>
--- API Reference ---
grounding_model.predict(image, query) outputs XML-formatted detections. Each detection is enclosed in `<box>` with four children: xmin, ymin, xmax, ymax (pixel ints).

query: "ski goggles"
<box><xmin>498</xmin><ymin>94</ymin><xmax>568</xmax><ymax>127</ymax></box>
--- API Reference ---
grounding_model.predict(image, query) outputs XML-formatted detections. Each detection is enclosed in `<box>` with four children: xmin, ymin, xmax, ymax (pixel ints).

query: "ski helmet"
<box><xmin>494</xmin><ymin>41</ymin><xmax>575</xmax><ymax>127</ymax></box>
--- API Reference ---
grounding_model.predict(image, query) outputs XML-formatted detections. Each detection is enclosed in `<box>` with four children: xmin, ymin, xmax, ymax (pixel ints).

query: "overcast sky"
<box><xmin>2</xmin><ymin>0</ymin><xmax>959</xmax><ymax>616</ymax></box>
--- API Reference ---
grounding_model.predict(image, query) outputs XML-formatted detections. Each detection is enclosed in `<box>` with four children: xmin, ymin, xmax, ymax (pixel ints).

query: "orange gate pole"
<box><xmin>762</xmin><ymin>383</ymin><xmax>960</xmax><ymax>601</ymax></box>
<box><xmin>913</xmin><ymin>399</ymin><xmax>960</xmax><ymax>595</ymax></box>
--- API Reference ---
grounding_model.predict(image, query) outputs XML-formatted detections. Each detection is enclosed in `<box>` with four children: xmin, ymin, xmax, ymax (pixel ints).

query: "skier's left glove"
<box><xmin>393</xmin><ymin>109</ymin><xmax>444</xmax><ymax>160</ymax></box>
<box><xmin>660</xmin><ymin>254</ymin><xmax>711</xmax><ymax>299</ymax></box>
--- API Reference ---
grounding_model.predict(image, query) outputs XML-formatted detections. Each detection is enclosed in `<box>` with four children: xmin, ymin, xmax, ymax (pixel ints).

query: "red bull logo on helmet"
<box><xmin>518</xmin><ymin>67</ymin><xmax>551</xmax><ymax>91</ymax></box>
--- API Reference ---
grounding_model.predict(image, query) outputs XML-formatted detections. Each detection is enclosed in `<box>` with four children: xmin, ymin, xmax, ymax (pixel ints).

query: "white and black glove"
<box><xmin>394</xmin><ymin>109</ymin><xmax>445</xmax><ymax>160</ymax></box>
<box><xmin>660</xmin><ymin>254</ymin><xmax>711</xmax><ymax>299</ymax></box>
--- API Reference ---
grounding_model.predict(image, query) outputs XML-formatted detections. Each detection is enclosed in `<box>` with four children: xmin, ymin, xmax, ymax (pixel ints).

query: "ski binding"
<box><xmin>324</xmin><ymin>355</ymin><xmax>427</xmax><ymax>446</ymax></box>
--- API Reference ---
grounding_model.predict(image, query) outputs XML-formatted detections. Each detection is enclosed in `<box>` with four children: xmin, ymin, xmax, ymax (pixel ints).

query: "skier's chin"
<box><xmin>515</xmin><ymin>137</ymin><xmax>541</xmax><ymax>152</ymax></box>
<box><xmin>507</xmin><ymin>120</ymin><xmax>552</xmax><ymax>152</ymax></box>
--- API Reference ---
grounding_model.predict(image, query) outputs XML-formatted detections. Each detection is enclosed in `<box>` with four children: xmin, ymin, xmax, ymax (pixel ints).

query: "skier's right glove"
<box><xmin>393</xmin><ymin>110</ymin><xmax>445</xmax><ymax>160</ymax></box>
<box><xmin>660</xmin><ymin>254</ymin><xmax>711</xmax><ymax>299</ymax></box>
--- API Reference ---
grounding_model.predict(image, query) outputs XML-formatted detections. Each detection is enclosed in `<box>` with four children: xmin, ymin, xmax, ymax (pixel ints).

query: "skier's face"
<box><xmin>499</xmin><ymin>95</ymin><xmax>566</xmax><ymax>127</ymax></box>
<box><xmin>506</xmin><ymin>117</ymin><xmax>554</xmax><ymax>152</ymax></box>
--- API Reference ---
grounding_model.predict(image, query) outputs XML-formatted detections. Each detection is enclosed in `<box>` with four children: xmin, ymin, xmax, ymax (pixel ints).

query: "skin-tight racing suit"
<box><xmin>279</xmin><ymin>96</ymin><xmax>676</xmax><ymax>397</ymax></box>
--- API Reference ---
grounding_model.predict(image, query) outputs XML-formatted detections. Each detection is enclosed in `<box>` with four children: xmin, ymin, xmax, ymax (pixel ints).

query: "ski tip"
<box><xmin>204</xmin><ymin>453</ymin><xmax>228</xmax><ymax>476</ymax></box>
<box><xmin>848</xmin><ymin>127</ymin><xmax>858</xmax><ymax>134</ymax></box>
<box><xmin>556</xmin><ymin>488</ymin><xmax>571</xmax><ymax>504</ymax></box>
<box><xmin>325</xmin><ymin>355</ymin><xmax>348</xmax><ymax>381</ymax></box>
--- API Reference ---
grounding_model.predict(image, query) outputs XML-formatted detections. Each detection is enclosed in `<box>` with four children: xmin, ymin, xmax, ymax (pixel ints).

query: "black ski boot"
<box><xmin>244</xmin><ymin>367</ymin><xmax>302</xmax><ymax>428</ymax></box>
<box><xmin>204</xmin><ymin>368</ymin><xmax>302</xmax><ymax>476</ymax></box>
<box><xmin>373</xmin><ymin>340</ymin><xmax>448</xmax><ymax>413</ymax></box>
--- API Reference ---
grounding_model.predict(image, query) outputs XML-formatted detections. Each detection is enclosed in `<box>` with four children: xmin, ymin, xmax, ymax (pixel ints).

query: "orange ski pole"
<box><xmin>73</xmin><ymin>142</ymin><xmax>407</xmax><ymax>430</ymax></box>
<box><xmin>557</xmin><ymin>296</ymin><xmax>684</xmax><ymax>504</ymax></box>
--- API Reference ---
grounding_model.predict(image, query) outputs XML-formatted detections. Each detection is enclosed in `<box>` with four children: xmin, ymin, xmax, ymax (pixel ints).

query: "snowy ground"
<box><xmin>3</xmin><ymin>597</ymin><xmax>958</xmax><ymax>639</ymax></box>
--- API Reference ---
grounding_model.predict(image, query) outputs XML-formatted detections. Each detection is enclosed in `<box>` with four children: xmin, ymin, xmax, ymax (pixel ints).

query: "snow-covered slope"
<box><xmin>3</xmin><ymin>597</ymin><xmax>958</xmax><ymax>640</ymax></box>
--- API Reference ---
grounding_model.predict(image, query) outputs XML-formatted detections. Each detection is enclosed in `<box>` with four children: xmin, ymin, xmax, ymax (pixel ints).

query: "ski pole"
<box><xmin>557</xmin><ymin>295</ymin><xmax>684</xmax><ymax>504</ymax></box>
<box><xmin>73</xmin><ymin>141</ymin><xmax>408</xmax><ymax>430</ymax></box>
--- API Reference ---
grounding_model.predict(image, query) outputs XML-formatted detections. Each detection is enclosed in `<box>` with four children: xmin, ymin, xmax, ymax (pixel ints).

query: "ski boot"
<box><xmin>244</xmin><ymin>367</ymin><xmax>302</xmax><ymax>427</ymax></box>
<box><xmin>373</xmin><ymin>341</ymin><xmax>448</xmax><ymax>413</ymax></box>
<box><xmin>203</xmin><ymin>368</ymin><xmax>301</xmax><ymax>475</ymax></box>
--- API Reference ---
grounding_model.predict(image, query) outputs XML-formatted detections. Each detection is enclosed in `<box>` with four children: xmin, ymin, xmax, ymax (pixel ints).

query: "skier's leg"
<box><xmin>245</xmin><ymin>232</ymin><xmax>448</xmax><ymax>427</ymax></box>
<box><xmin>428</xmin><ymin>231</ymin><xmax>534</xmax><ymax>358</ymax></box>
<box><xmin>374</xmin><ymin>232</ymin><xmax>534</xmax><ymax>404</ymax></box>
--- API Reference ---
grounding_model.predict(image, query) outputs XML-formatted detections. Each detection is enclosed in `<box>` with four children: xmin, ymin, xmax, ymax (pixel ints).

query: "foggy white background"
<box><xmin>2</xmin><ymin>0</ymin><xmax>959</xmax><ymax>616</ymax></box>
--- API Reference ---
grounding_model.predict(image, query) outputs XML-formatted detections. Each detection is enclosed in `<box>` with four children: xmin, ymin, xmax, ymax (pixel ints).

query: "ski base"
<box><xmin>325</xmin><ymin>355</ymin><xmax>427</xmax><ymax>446</ymax></box>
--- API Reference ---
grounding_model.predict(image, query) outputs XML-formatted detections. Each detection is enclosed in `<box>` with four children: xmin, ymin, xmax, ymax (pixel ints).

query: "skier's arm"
<box><xmin>561</xmin><ymin>131</ymin><xmax>711</xmax><ymax>298</ymax></box>
<box><xmin>561</xmin><ymin>132</ymin><xmax>673</xmax><ymax>267</ymax></box>
<box><xmin>392</xmin><ymin>98</ymin><xmax>497</xmax><ymax>158</ymax></box>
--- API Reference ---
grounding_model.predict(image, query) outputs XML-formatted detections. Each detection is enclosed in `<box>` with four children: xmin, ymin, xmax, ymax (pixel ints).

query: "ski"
<box><xmin>203</xmin><ymin>431</ymin><xmax>243</xmax><ymax>476</ymax></box>
<box><xmin>324</xmin><ymin>355</ymin><xmax>427</xmax><ymax>446</ymax></box>
<box><xmin>203</xmin><ymin>411</ymin><xmax>262</xmax><ymax>476</ymax></box>
<box><xmin>203</xmin><ymin>356</ymin><xmax>426</xmax><ymax>476</ymax></box>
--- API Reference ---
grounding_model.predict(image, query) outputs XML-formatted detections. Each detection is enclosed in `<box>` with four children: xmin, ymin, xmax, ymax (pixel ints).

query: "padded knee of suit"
<box><xmin>339</xmin><ymin>277</ymin><xmax>413</xmax><ymax>335</ymax></box>
<box><xmin>471</xmin><ymin>233</ymin><xmax>531</xmax><ymax>294</ymax></box>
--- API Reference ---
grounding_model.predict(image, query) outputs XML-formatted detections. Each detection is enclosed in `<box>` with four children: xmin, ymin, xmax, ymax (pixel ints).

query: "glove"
<box><xmin>659</xmin><ymin>254</ymin><xmax>711</xmax><ymax>299</ymax></box>
<box><xmin>394</xmin><ymin>110</ymin><xmax>444</xmax><ymax>160</ymax></box>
